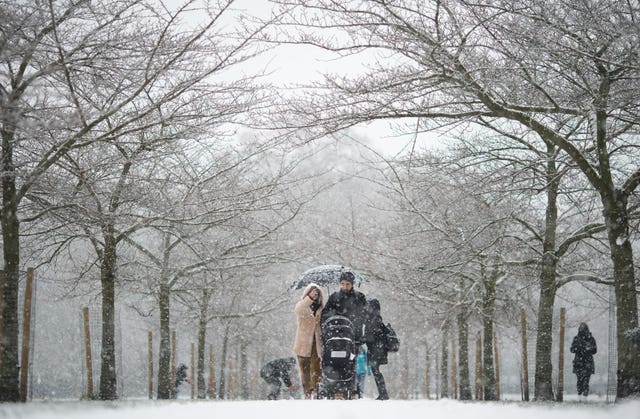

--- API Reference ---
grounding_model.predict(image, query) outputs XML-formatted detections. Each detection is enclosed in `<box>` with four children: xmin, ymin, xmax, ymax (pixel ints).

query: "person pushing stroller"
<box><xmin>321</xmin><ymin>271</ymin><xmax>367</xmax><ymax>348</ymax></box>
<box><xmin>319</xmin><ymin>271</ymin><xmax>367</xmax><ymax>398</ymax></box>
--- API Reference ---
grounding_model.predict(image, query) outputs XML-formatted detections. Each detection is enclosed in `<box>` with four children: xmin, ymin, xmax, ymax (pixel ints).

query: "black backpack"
<box><xmin>384</xmin><ymin>323</ymin><xmax>400</xmax><ymax>352</ymax></box>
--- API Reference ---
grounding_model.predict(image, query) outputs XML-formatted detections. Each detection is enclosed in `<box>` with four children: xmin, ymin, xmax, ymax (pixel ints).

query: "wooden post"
<box><xmin>557</xmin><ymin>307</ymin><xmax>566</xmax><ymax>401</ymax></box>
<box><xmin>148</xmin><ymin>331</ymin><xmax>153</xmax><ymax>399</ymax></box>
<box><xmin>227</xmin><ymin>357</ymin><xmax>234</xmax><ymax>399</ymax></box>
<box><xmin>451</xmin><ymin>336</ymin><xmax>458</xmax><ymax>399</ymax></box>
<box><xmin>19</xmin><ymin>268</ymin><xmax>34</xmax><ymax>402</ymax></box>
<box><xmin>251</xmin><ymin>373</ymin><xmax>258</xmax><ymax>400</ymax></box>
<box><xmin>475</xmin><ymin>331</ymin><xmax>482</xmax><ymax>400</ymax></box>
<box><xmin>493</xmin><ymin>331</ymin><xmax>501</xmax><ymax>400</ymax></box>
<box><xmin>521</xmin><ymin>308</ymin><xmax>530</xmax><ymax>401</ymax></box>
<box><xmin>425</xmin><ymin>349</ymin><xmax>431</xmax><ymax>399</ymax></box>
<box><xmin>0</xmin><ymin>270</ymin><xmax>4</xmax><ymax>369</ymax></box>
<box><xmin>170</xmin><ymin>329</ymin><xmax>176</xmax><ymax>398</ymax></box>
<box><xmin>190</xmin><ymin>342</ymin><xmax>195</xmax><ymax>399</ymax></box>
<box><xmin>435</xmin><ymin>353</ymin><xmax>440</xmax><ymax>400</ymax></box>
<box><xmin>208</xmin><ymin>345</ymin><xmax>216</xmax><ymax>399</ymax></box>
<box><xmin>82</xmin><ymin>307</ymin><xmax>94</xmax><ymax>398</ymax></box>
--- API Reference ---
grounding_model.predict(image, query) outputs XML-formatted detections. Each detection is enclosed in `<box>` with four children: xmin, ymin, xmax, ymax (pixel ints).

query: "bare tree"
<box><xmin>445</xmin><ymin>127</ymin><xmax>615</xmax><ymax>400</ymax></box>
<box><xmin>120</xmin><ymin>139</ymin><xmax>325</xmax><ymax>398</ymax></box>
<box><xmin>1</xmin><ymin>0</ymin><xmax>274</xmax><ymax>401</ymax></box>
<box><xmin>272</xmin><ymin>0</ymin><xmax>640</xmax><ymax>398</ymax></box>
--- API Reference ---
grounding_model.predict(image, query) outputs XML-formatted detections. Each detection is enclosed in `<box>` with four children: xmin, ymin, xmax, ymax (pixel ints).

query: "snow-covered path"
<box><xmin>1</xmin><ymin>398</ymin><xmax>638</xmax><ymax>419</ymax></box>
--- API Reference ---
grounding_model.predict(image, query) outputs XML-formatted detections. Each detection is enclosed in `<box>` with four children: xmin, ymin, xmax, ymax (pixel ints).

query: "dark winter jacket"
<box><xmin>260</xmin><ymin>357</ymin><xmax>295</xmax><ymax>386</ymax></box>
<box><xmin>364</xmin><ymin>299</ymin><xmax>388</xmax><ymax>366</ymax></box>
<box><xmin>321</xmin><ymin>288</ymin><xmax>367</xmax><ymax>342</ymax></box>
<box><xmin>570</xmin><ymin>324</ymin><xmax>597</xmax><ymax>375</ymax></box>
<box><xmin>175</xmin><ymin>364</ymin><xmax>188</xmax><ymax>386</ymax></box>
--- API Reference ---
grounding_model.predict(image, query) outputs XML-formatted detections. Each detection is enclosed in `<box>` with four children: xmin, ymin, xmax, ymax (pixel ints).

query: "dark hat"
<box><xmin>340</xmin><ymin>271</ymin><xmax>355</xmax><ymax>284</ymax></box>
<box><xmin>369</xmin><ymin>298</ymin><xmax>380</xmax><ymax>311</ymax></box>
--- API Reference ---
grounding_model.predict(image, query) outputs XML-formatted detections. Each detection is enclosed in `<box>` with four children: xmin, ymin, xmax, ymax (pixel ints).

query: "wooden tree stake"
<box><xmin>82</xmin><ymin>307</ymin><xmax>94</xmax><ymax>398</ymax></box>
<box><xmin>521</xmin><ymin>308</ymin><xmax>530</xmax><ymax>401</ymax></box>
<box><xmin>170</xmin><ymin>329</ymin><xmax>176</xmax><ymax>398</ymax></box>
<box><xmin>190</xmin><ymin>342</ymin><xmax>195</xmax><ymax>399</ymax></box>
<box><xmin>451</xmin><ymin>335</ymin><xmax>458</xmax><ymax>399</ymax></box>
<box><xmin>148</xmin><ymin>331</ymin><xmax>153</xmax><ymax>399</ymax></box>
<box><xmin>493</xmin><ymin>331</ymin><xmax>501</xmax><ymax>400</ymax></box>
<box><xmin>557</xmin><ymin>307</ymin><xmax>566</xmax><ymax>401</ymax></box>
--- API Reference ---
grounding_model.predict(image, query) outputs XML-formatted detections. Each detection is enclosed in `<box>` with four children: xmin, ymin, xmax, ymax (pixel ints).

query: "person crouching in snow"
<box><xmin>173</xmin><ymin>363</ymin><xmax>190</xmax><ymax>398</ymax></box>
<box><xmin>293</xmin><ymin>283</ymin><xmax>326</xmax><ymax>399</ymax></box>
<box><xmin>260</xmin><ymin>357</ymin><xmax>297</xmax><ymax>400</ymax></box>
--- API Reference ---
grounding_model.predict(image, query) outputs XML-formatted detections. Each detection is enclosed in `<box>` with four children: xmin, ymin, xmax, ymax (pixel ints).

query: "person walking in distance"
<box><xmin>570</xmin><ymin>322</ymin><xmax>597</xmax><ymax>401</ymax></box>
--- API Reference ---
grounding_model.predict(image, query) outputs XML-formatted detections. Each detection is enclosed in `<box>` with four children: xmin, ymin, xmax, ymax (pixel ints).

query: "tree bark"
<box><xmin>533</xmin><ymin>263</ymin><xmax>557</xmax><ymax>401</ymax></box>
<box><xmin>0</xmin><ymin>139</ymin><xmax>20</xmax><ymax>401</ymax></box>
<box><xmin>197</xmin><ymin>290</ymin><xmax>209</xmax><ymax>399</ymax></box>
<box><xmin>482</xmin><ymin>269</ymin><xmax>497</xmax><ymax>401</ymax></box>
<box><xmin>218</xmin><ymin>325</ymin><xmax>230</xmax><ymax>399</ymax></box>
<box><xmin>240</xmin><ymin>338</ymin><xmax>249</xmax><ymax>400</ymax></box>
<box><xmin>98</xmin><ymin>233</ymin><xmax>118</xmax><ymax>400</ymax></box>
<box><xmin>457</xmin><ymin>309</ymin><xmax>472</xmax><ymax>400</ymax></box>
<box><xmin>440</xmin><ymin>323</ymin><xmax>449</xmax><ymax>398</ymax></box>
<box><xmin>157</xmin><ymin>283</ymin><xmax>172</xmax><ymax>399</ymax></box>
<box><xmin>534</xmin><ymin>144</ymin><xmax>559</xmax><ymax>401</ymax></box>
<box><xmin>602</xmin><ymin>192</ymin><xmax>640</xmax><ymax>399</ymax></box>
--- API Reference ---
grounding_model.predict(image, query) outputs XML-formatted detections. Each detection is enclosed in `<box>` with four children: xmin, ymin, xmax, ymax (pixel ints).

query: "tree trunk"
<box><xmin>602</xmin><ymin>192</ymin><xmax>640</xmax><ymax>399</ymax></box>
<box><xmin>533</xmin><ymin>255</ymin><xmax>557</xmax><ymax>401</ymax></box>
<box><xmin>482</xmin><ymin>269</ymin><xmax>497</xmax><ymax>400</ymax></box>
<box><xmin>457</xmin><ymin>309</ymin><xmax>472</xmax><ymax>400</ymax></box>
<box><xmin>197</xmin><ymin>299</ymin><xmax>208</xmax><ymax>399</ymax></box>
<box><xmin>534</xmin><ymin>145</ymin><xmax>559</xmax><ymax>401</ymax></box>
<box><xmin>218</xmin><ymin>325</ymin><xmax>229</xmax><ymax>399</ymax></box>
<box><xmin>0</xmin><ymin>134</ymin><xmax>20</xmax><ymax>401</ymax></box>
<box><xmin>440</xmin><ymin>323</ymin><xmax>449</xmax><ymax>398</ymax></box>
<box><xmin>157</xmin><ymin>283</ymin><xmax>172</xmax><ymax>399</ymax></box>
<box><xmin>240</xmin><ymin>338</ymin><xmax>249</xmax><ymax>400</ymax></box>
<box><xmin>99</xmin><ymin>233</ymin><xmax>118</xmax><ymax>400</ymax></box>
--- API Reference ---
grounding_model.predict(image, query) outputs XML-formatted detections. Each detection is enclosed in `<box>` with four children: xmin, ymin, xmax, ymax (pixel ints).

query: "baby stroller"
<box><xmin>317</xmin><ymin>315</ymin><xmax>358</xmax><ymax>399</ymax></box>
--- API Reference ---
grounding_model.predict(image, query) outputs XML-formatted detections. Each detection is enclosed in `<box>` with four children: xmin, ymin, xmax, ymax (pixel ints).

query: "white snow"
<box><xmin>1</xmin><ymin>398</ymin><xmax>638</xmax><ymax>419</ymax></box>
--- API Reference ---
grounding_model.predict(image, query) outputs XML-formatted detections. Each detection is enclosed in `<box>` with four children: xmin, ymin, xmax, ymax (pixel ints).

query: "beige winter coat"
<box><xmin>292</xmin><ymin>283</ymin><xmax>326</xmax><ymax>358</ymax></box>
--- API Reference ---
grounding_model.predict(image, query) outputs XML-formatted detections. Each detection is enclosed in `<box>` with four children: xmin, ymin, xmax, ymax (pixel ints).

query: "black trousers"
<box><xmin>576</xmin><ymin>372</ymin><xmax>591</xmax><ymax>396</ymax></box>
<box><xmin>370</xmin><ymin>361</ymin><xmax>388</xmax><ymax>399</ymax></box>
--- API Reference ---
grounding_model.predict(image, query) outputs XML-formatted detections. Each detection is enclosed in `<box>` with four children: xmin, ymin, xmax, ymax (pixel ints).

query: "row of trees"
<box><xmin>0</xmin><ymin>0</ymin><xmax>324</xmax><ymax>401</ymax></box>
<box><xmin>269</xmin><ymin>0</ymin><xmax>640</xmax><ymax>399</ymax></box>
<box><xmin>1</xmin><ymin>0</ymin><xmax>638</xmax><ymax>403</ymax></box>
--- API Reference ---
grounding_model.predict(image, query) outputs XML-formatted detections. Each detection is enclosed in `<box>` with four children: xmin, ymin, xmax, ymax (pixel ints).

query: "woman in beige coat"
<box><xmin>293</xmin><ymin>283</ymin><xmax>326</xmax><ymax>399</ymax></box>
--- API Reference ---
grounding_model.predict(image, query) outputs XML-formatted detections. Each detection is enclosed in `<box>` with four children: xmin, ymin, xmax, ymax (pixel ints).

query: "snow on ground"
<box><xmin>1</xmin><ymin>398</ymin><xmax>638</xmax><ymax>419</ymax></box>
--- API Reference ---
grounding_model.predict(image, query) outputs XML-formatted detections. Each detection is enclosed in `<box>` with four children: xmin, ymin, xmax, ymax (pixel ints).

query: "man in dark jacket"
<box><xmin>321</xmin><ymin>271</ymin><xmax>367</xmax><ymax>344</ymax></box>
<box><xmin>260</xmin><ymin>357</ymin><xmax>297</xmax><ymax>400</ymax></box>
